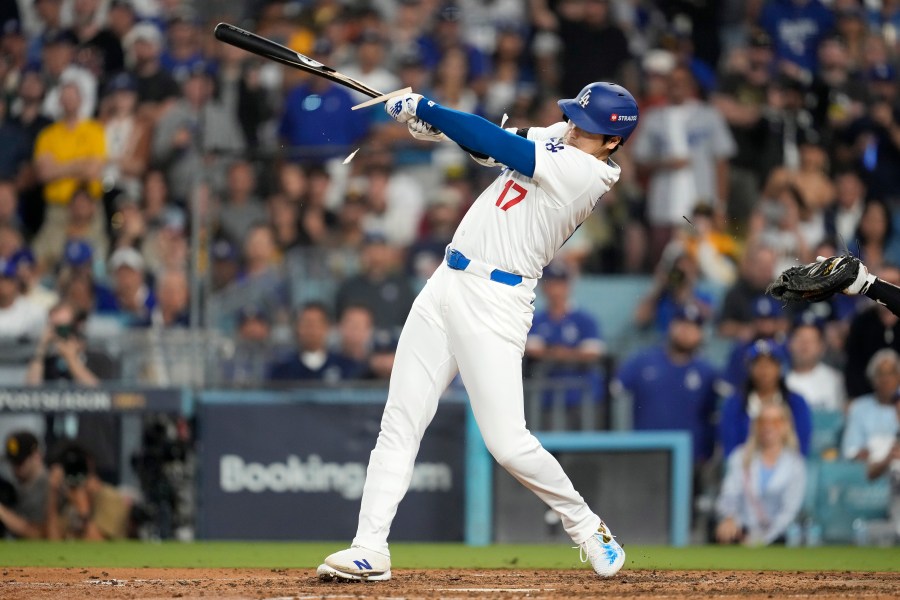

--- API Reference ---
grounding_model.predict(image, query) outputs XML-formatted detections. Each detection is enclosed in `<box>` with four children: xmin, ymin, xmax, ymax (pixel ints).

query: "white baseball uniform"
<box><xmin>352</xmin><ymin>122</ymin><xmax>621</xmax><ymax>554</ymax></box>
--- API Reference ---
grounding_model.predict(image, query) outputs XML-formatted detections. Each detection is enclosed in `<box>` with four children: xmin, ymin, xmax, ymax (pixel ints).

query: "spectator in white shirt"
<box><xmin>842</xmin><ymin>349</ymin><xmax>900</xmax><ymax>480</ymax></box>
<box><xmin>630</xmin><ymin>65</ymin><xmax>737</xmax><ymax>263</ymax></box>
<box><xmin>786</xmin><ymin>316</ymin><xmax>846</xmax><ymax>412</ymax></box>
<box><xmin>0</xmin><ymin>254</ymin><xmax>46</xmax><ymax>344</ymax></box>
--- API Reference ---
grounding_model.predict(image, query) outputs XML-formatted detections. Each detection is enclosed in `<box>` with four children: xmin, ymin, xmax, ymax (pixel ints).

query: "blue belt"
<box><xmin>445</xmin><ymin>248</ymin><xmax>523</xmax><ymax>286</ymax></box>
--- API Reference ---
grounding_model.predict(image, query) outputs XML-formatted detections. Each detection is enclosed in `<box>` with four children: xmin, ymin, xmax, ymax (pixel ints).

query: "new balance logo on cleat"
<box><xmin>317</xmin><ymin>546</ymin><xmax>392</xmax><ymax>582</ymax></box>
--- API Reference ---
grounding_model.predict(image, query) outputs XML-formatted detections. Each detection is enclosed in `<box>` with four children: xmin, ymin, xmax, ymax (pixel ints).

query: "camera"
<box><xmin>54</xmin><ymin>324</ymin><xmax>73</xmax><ymax>340</ymax></box>
<box><xmin>667</xmin><ymin>267</ymin><xmax>687</xmax><ymax>289</ymax></box>
<box><xmin>58</xmin><ymin>444</ymin><xmax>89</xmax><ymax>488</ymax></box>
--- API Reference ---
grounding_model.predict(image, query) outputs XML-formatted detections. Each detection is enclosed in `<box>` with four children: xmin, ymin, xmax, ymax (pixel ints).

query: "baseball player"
<box><xmin>316</xmin><ymin>83</ymin><xmax>639</xmax><ymax>582</ymax></box>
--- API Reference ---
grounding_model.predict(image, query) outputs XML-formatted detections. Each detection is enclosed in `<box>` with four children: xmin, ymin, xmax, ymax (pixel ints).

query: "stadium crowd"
<box><xmin>0</xmin><ymin>0</ymin><xmax>898</xmax><ymax>544</ymax></box>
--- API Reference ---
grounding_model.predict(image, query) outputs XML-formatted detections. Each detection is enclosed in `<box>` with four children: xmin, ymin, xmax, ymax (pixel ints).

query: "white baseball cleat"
<box><xmin>577</xmin><ymin>521</ymin><xmax>626</xmax><ymax>578</ymax></box>
<box><xmin>316</xmin><ymin>545</ymin><xmax>392</xmax><ymax>582</ymax></box>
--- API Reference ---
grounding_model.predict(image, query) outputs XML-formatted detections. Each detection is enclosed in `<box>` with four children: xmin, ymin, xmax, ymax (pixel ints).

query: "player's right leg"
<box><xmin>318</xmin><ymin>268</ymin><xmax>459</xmax><ymax>582</ymax></box>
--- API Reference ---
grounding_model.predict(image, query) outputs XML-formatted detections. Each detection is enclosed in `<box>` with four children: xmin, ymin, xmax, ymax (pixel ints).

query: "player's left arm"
<box><xmin>386</xmin><ymin>94</ymin><xmax>536</xmax><ymax>176</ymax></box>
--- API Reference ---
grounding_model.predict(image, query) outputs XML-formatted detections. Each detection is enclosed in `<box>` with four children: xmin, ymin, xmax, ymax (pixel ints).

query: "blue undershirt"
<box><xmin>416</xmin><ymin>99</ymin><xmax>536</xmax><ymax>177</ymax></box>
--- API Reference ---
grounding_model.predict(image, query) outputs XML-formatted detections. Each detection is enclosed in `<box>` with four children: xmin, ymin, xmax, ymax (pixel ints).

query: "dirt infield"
<box><xmin>2</xmin><ymin>567</ymin><xmax>898</xmax><ymax>599</ymax></box>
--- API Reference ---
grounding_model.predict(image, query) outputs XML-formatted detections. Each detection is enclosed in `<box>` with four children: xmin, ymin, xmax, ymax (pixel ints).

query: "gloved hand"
<box><xmin>468</xmin><ymin>153</ymin><xmax>503</xmax><ymax>167</ymax></box>
<box><xmin>408</xmin><ymin>118</ymin><xmax>445</xmax><ymax>142</ymax></box>
<box><xmin>816</xmin><ymin>255</ymin><xmax>875</xmax><ymax>295</ymax></box>
<box><xmin>386</xmin><ymin>92</ymin><xmax>423</xmax><ymax>124</ymax></box>
<box><xmin>768</xmin><ymin>254</ymin><xmax>873</xmax><ymax>303</ymax></box>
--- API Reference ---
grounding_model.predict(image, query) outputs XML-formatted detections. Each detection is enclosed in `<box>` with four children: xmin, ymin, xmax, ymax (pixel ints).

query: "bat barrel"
<box><xmin>213</xmin><ymin>22</ymin><xmax>383</xmax><ymax>99</ymax></box>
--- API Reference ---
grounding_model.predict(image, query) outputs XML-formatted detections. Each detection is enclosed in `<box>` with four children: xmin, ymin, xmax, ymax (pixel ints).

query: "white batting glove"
<box><xmin>386</xmin><ymin>93</ymin><xmax>423</xmax><ymax>124</ymax></box>
<box><xmin>469</xmin><ymin>153</ymin><xmax>503</xmax><ymax>167</ymax></box>
<box><xmin>407</xmin><ymin>118</ymin><xmax>445</xmax><ymax>142</ymax></box>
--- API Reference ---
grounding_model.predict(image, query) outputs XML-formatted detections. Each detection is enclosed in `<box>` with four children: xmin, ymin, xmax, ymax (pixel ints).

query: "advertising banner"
<box><xmin>197</xmin><ymin>400</ymin><xmax>465</xmax><ymax>541</ymax></box>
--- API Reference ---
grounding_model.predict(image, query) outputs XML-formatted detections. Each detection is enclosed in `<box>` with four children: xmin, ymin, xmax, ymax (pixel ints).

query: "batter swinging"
<box><xmin>317</xmin><ymin>82</ymin><xmax>639</xmax><ymax>582</ymax></box>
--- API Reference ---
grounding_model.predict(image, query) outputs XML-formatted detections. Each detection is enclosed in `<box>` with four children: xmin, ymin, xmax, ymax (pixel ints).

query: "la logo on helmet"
<box><xmin>578</xmin><ymin>90</ymin><xmax>591</xmax><ymax>107</ymax></box>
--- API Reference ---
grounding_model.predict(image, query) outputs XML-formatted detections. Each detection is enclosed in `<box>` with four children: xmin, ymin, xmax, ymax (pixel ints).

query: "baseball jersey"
<box><xmin>614</xmin><ymin>346</ymin><xmax>720</xmax><ymax>461</ymax></box>
<box><xmin>527</xmin><ymin>307</ymin><xmax>606</xmax><ymax>406</ymax></box>
<box><xmin>450</xmin><ymin>122</ymin><xmax>621</xmax><ymax>279</ymax></box>
<box><xmin>629</xmin><ymin>101</ymin><xmax>736</xmax><ymax>226</ymax></box>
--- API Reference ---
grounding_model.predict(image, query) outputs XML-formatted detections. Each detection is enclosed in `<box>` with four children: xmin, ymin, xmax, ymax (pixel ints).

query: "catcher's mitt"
<box><xmin>767</xmin><ymin>255</ymin><xmax>863</xmax><ymax>303</ymax></box>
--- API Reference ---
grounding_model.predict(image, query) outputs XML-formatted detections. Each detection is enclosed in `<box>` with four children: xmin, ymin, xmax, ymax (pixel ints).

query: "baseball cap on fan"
<box><xmin>237</xmin><ymin>304</ymin><xmax>270</xmax><ymax>325</ymax></box>
<box><xmin>744</xmin><ymin>338</ymin><xmax>788</xmax><ymax>367</ymax></box>
<box><xmin>10</xmin><ymin>248</ymin><xmax>36</xmax><ymax>271</ymax></box>
<box><xmin>123</xmin><ymin>23</ymin><xmax>163</xmax><ymax>51</ymax></box>
<box><xmin>542</xmin><ymin>262</ymin><xmax>571</xmax><ymax>281</ymax></box>
<box><xmin>357</xmin><ymin>29</ymin><xmax>385</xmax><ymax>46</ymax></box>
<box><xmin>109</xmin><ymin>246</ymin><xmax>145</xmax><ymax>272</ymax></box>
<box><xmin>104</xmin><ymin>72</ymin><xmax>137</xmax><ymax>97</ymax></box>
<box><xmin>1</xmin><ymin>19</ymin><xmax>22</xmax><ymax>38</ymax></box>
<box><xmin>642</xmin><ymin>49</ymin><xmax>676</xmax><ymax>76</ymax></box>
<box><xmin>63</xmin><ymin>239</ymin><xmax>94</xmax><ymax>267</ymax></box>
<box><xmin>41</xmin><ymin>28</ymin><xmax>77</xmax><ymax>48</ymax></box>
<box><xmin>5</xmin><ymin>431</ymin><xmax>39</xmax><ymax>466</ymax></box>
<box><xmin>672</xmin><ymin>303</ymin><xmax>706</xmax><ymax>326</ymax></box>
<box><xmin>212</xmin><ymin>238</ymin><xmax>237</xmax><ymax>262</ymax></box>
<box><xmin>868</xmin><ymin>64</ymin><xmax>896</xmax><ymax>83</ymax></box>
<box><xmin>438</xmin><ymin>2</ymin><xmax>462</xmax><ymax>22</ymax></box>
<box><xmin>0</xmin><ymin>256</ymin><xmax>18</xmax><ymax>279</ymax></box>
<box><xmin>752</xmin><ymin>295</ymin><xmax>784</xmax><ymax>320</ymax></box>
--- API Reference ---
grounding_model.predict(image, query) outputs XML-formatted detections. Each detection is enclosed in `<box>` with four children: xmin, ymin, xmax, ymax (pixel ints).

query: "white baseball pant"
<box><xmin>352</xmin><ymin>263</ymin><xmax>602</xmax><ymax>553</ymax></box>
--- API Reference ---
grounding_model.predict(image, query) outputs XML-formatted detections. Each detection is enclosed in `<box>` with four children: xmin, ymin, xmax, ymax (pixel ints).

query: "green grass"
<box><xmin>0</xmin><ymin>542</ymin><xmax>898</xmax><ymax>572</ymax></box>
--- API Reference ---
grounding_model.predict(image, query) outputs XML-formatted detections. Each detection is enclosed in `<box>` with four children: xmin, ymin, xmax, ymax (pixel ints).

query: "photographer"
<box><xmin>26</xmin><ymin>301</ymin><xmax>120</xmax><ymax>482</ymax></box>
<box><xmin>25</xmin><ymin>301</ymin><xmax>117</xmax><ymax>387</ymax></box>
<box><xmin>0</xmin><ymin>431</ymin><xmax>48</xmax><ymax>539</ymax></box>
<box><xmin>45</xmin><ymin>443</ymin><xmax>130</xmax><ymax>540</ymax></box>
<box><xmin>634</xmin><ymin>251</ymin><xmax>714</xmax><ymax>333</ymax></box>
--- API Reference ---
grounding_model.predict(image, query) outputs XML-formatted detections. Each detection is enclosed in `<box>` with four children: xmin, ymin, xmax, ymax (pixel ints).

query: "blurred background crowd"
<box><xmin>0</xmin><ymin>0</ymin><xmax>898</xmax><ymax>546</ymax></box>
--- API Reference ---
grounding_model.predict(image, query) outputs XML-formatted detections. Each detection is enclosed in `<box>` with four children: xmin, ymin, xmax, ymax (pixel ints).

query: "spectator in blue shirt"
<box><xmin>525</xmin><ymin>262</ymin><xmax>605</xmax><ymax>422</ymax></box>
<box><xmin>57</xmin><ymin>239</ymin><xmax>115</xmax><ymax>312</ymax></box>
<box><xmin>760</xmin><ymin>0</ymin><xmax>835</xmax><ymax>75</ymax></box>
<box><xmin>160</xmin><ymin>13</ymin><xmax>206</xmax><ymax>81</ymax></box>
<box><xmin>723</xmin><ymin>295</ymin><xmax>790</xmax><ymax>388</ymax></box>
<box><xmin>278</xmin><ymin>39</ymin><xmax>370</xmax><ymax>164</ymax></box>
<box><xmin>415</xmin><ymin>3</ymin><xmax>488</xmax><ymax>84</ymax></box>
<box><xmin>613</xmin><ymin>303</ymin><xmax>720</xmax><ymax>463</ymax></box>
<box><xmin>98</xmin><ymin>247</ymin><xmax>155</xmax><ymax>326</ymax></box>
<box><xmin>842</xmin><ymin>348</ymin><xmax>900</xmax><ymax>480</ymax></box>
<box><xmin>719</xmin><ymin>339</ymin><xmax>813</xmax><ymax>457</ymax></box>
<box><xmin>269</xmin><ymin>302</ymin><xmax>359</xmax><ymax>383</ymax></box>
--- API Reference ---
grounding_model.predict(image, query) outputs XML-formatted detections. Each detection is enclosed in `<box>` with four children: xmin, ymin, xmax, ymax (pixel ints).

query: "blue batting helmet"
<box><xmin>558</xmin><ymin>82</ymin><xmax>639</xmax><ymax>141</ymax></box>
